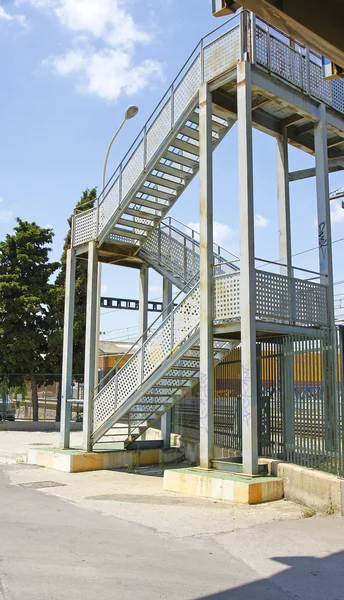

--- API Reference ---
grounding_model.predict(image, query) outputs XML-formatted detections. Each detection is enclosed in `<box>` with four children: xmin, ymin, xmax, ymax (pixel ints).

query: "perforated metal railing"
<box><xmin>92</xmin><ymin>266</ymin><xmax>329</xmax><ymax>437</ymax></box>
<box><xmin>73</xmin><ymin>13</ymin><xmax>344</xmax><ymax>249</ymax></box>
<box><xmin>139</xmin><ymin>216</ymin><xmax>239</xmax><ymax>286</ymax></box>
<box><xmin>213</xmin><ymin>269</ymin><xmax>329</xmax><ymax>326</ymax></box>
<box><xmin>73</xmin><ymin>16</ymin><xmax>242</xmax><ymax>248</ymax></box>
<box><xmin>255</xmin><ymin>18</ymin><xmax>344</xmax><ymax>112</ymax></box>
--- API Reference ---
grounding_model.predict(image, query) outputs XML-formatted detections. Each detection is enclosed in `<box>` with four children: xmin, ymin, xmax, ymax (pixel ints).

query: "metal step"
<box><xmin>145</xmin><ymin>173</ymin><xmax>183</xmax><ymax>190</ymax></box>
<box><xmin>125</xmin><ymin>207</ymin><xmax>158</xmax><ymax>221</ymax></box>
<box><xmin>139</xmin><ymin>186</ymin><xmax>176</xmax><ymax>201</ymax></box>
<box><xmin>155</xmin><ymin>162</ymin><xmax>191</xmax><ymax>179</ymax></box>
<box><xmin>163</xmin><ymin>150</ymin><xmax>199</xmax><ymax>168</ymax></box>
<box><xmin>132</xmin><ymin>197</ymin><xmax>168</xmax><ymax>211</ymax></box>
<box><xmin>118</xmin><ymin>217</ymin><xmax>153</xmax><ymax>231</ymax></box>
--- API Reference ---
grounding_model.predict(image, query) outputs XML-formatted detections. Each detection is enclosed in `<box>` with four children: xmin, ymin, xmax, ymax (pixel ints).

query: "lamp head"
<box><xmin>125</xmin><ymin>105</ymin><xmax>139</xmax><ymax>120</ymax></box>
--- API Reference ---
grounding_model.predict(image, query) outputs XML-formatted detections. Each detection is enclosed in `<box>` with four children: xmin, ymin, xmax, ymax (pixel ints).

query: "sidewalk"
<box><xmin>0</xmin><ymin>430</ymin><xmax>83</xmax><ymax>463</ymax></box>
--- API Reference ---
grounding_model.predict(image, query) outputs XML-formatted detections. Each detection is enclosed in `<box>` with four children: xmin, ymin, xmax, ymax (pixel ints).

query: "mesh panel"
<box><xmin>143</xmin><ymin>319</ymin><xmax>172</xmax><ymax>380</ymax></box>
<box><xmin>146</xmin><ymin>100</ymin><xmax>172</xmax><ymax>164</ymax></box>
<box><xmin>256</xmin><ymin>271</ymin><xmax>291</xmax><ymax>321</ymax></box>
<box><xmin>99</xmin><ymin>178</ymin><xmax>120</xmax><ymax>232</ymax></box>
<box><xmin>256</xmin><ymin>26</ymin><xmax>268</xmax><ymax>66</ymax></box>
<box><xmin>121</xmin><ymin>140</ymin><xmax>145</xmax><ymax>200</ymax></box>
<box><xmin>294</xmin><ymin>280</ymin><xmax>328</xmax><ymax>326</ymax></box>
<box><xmin>309</xmin><ymin>59</ymin><xmax>332</xmax><ymax>105</ymax></box>
<box><xmin>203</xmin><ymin>26</ymin><xmax>240</xmax><ymax>82</ymax></box>
<box><xmin>269</xmin><ymin>38</ymin><xmax>303</xmax><ymax>88</ymax></box>
<box><xmin>173</xmin><ymin>56</ymin><xmax>201</xmax><ymax>124</ymax></box>
<box><xmin>173</xmin><ymin>285</ymin><xmax>200</xmax><ymax>346</ymax></box>
<box><xmin>73</xmin><ymin>208</ymin><xmax>97</xmax><ymax>246</ymax></box>
<box><xmin>214</xmin><ymin>273</ymin><xmax>240</xmax><ymax>321</ymax></box>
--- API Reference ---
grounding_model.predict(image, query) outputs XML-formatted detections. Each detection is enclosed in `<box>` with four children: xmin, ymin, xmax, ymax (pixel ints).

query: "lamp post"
<box><xmin>95</xmin><ymin>105</ymin><xmax>139</xmax><ymax>388</ymax></box>
<box><xmin>101</xmin><ymin>104</ymin><xmax>139</xmax><ymax>194</ymax></box>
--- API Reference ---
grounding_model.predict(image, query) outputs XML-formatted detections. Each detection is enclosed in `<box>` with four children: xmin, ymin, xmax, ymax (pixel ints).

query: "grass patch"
<box><xmin>302</xmin><ymin>507</ymin><xmax>316</xmax><ymax>518</ymax></box>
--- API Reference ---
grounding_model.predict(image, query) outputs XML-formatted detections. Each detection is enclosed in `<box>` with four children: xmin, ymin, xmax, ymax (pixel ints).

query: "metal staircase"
<box><xmin>138</xmin><ymin>217</ymin><xmax>239</xmax><ymax>291</ymax></box>
<box><xmin>92</xmin><ymin>220</ymin><xmax>239</xmax><ymax>447</ymax></box>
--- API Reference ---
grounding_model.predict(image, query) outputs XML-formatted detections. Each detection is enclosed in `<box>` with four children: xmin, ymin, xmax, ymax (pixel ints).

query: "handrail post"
<box><xmin>266</xmin><ymin>23</ymin><xmax>271</xmax><ymax>72</ymax></box>
<box><xmin>306</xmin><ymin>48</ymin><xmax>311</xmax><ymax>95</ymax></box>
<box><xmin>249</xmin><ymin>11</ymin><xmax>256</xmax><ymax>64</ymax></box>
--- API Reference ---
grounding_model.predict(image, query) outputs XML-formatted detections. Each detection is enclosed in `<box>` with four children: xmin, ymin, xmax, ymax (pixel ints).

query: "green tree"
<box><xmin>0</xmin><ymin>219</ymin><xmax>59</xmax><ymax>421</ymax></box>
<box><xmin>49</xmin><ymin>188</ymin><xmax>97</xmax><ymax>420</ymax></box>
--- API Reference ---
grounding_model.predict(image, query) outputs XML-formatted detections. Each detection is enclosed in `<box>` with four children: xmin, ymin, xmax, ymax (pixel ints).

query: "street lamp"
<box><xmin>96</xmin><ymin>104</ymin><xmax>139</xmax><ymax>389</ymax></box>
<box><xmin>101</xmin><ymin>104</ymin><xmax>139</xmax><ymax>194</ymax></box>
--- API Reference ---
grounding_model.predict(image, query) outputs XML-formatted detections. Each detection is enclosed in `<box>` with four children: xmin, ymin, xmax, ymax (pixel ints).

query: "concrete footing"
<box><xmin>164</xmin><ymin>467</ymin><xmax>283</xmax><ymax>504</ymax></box>
<box><xmin>28</xmin><ymin>446</ymin><xmax>183</xmax><ymax>473</ymax></box>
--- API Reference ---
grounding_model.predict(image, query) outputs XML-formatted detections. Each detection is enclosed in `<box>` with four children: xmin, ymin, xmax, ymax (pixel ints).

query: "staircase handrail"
<box><xmin>74</xmin><ymin>12</ymin><xmax>242</xmax><ymax>218</ymax></box>
<box><xmin>95</xmin><ymin>271</ymin><xmax>200</xmax><ymax>394</ymax></box>
<box><xmin>160</xmin><ymin>216</ymin><xmax>240</xmax><ymax>267</ymax></box>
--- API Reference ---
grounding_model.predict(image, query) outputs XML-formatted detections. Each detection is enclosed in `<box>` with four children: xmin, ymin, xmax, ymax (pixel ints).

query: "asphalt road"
<box><xmin>1</xmin><ymin>464</ymin><xmax>344</xmax><ymax>600</ymax></box>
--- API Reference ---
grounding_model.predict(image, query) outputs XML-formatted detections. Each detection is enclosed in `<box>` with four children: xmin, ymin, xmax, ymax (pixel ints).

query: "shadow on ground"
<box><xmin>196</xmin><ymin>551</ymin><xmax>344</xmax><ymax>599</ymax></box>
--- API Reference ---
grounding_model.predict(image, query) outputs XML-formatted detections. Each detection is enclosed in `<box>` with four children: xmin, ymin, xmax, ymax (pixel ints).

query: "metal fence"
<box><xmin>0</xmin><ymin>374</ymin><xmax>84</xmax><ymax>422</ymax></box>
<box><xmin>172</xmin><ymin>328</ymin><xmax>344</xmax><ymax>477</ymax></box>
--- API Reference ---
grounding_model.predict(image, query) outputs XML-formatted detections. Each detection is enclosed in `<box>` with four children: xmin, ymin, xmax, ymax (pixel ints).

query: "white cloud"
<box><xmin>0</xmin><ymin>6</ymin><xmax>28</xmax><ymax>26</ymax></box>
<box><xmin>0</xmin><ymin>210</ymin><xmax>14</xmax><ymax>223</ymax></box>
<box><xmin>0</xmin><ymin>7</ymin><xmax>13</xmax><ymax>21</ymax></box>
<box><xmin>255</xmin><ymin>214</ymin><xmax>268</xmax><ymax>228</ymax></box>
<box><xmin>330</xmin><ymin>199</ymin><xmax>344</xmax><ymax>224</ymax></box>
<box><xmin>101</xmin><ymin>283</ymin><xmax>108</xmax><ymax>294</ymax></box>
<box><xmin>48</xmin><ymin>48</ymin><xmax>162</xmax><ymax>101</ymax></box>
<box><xmin>21</xmin><ymin>0</ymin><xmax>163</xmax><ymax>101</ymax></box>
<box><xmin>187</xmin><ymin>221</ymin><xmax>234</xmax><ymax>245</ymax></box>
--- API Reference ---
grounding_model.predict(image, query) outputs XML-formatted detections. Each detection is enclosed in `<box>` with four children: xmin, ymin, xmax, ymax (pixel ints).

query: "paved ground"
<box><xmin>0</xmin><ymin>430</ymin><xmax>83</xmax><ymax>462</ymax></box>
<box><xmin>1</xmin><ymin>460</ymin><xmax>344</xmax><ymax>599</ymax></box>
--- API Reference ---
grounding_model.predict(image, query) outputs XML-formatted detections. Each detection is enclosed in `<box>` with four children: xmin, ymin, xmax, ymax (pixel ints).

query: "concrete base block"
<box><xmin>261</xmin><ymin>458</ymin><xmax>344</xmax><ymax>513</ymax></box>
<box><xmin>28</xmin><ymin>446</ymin><xmax>183</xmax><ymax>473</ymax></box>
<box><xmin>164</xmin><ymin>467</ymin><xmax>283</xmax><ymax>504</ymax></box>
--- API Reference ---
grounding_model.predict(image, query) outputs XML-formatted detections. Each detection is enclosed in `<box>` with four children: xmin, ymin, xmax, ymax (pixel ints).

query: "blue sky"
<box><xmin>1</xmin><ymin>0</ymin><xmax>344</xmax><ymax>343</ymax></box>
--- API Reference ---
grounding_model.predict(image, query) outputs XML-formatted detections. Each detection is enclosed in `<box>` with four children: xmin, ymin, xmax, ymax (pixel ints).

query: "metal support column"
<box><xmin>82</xmin><ymin>241</ymin><xmax>98</xmax><ymax>452</ymax></box>
<box><xmin>60</xmin><ymin>248</ymin><xmax>76</xmax><ymax>449</ymax></box>
<box><xmin>161</xmin><ymin>278</ymin><xmax>173</xmax><ymax>448</ymax></box>
<box><xmin>199</xmin><ymin>82</ymin><xmax>214</xmax><ymax>469</ymax></box>
<box><xmin>139</xmin><ymin>266</ymin><xmax>149</xmax><ymax>343</ymax></box>
<box><xmin>277</xmin><ymin>129</ymin><xmax>295</xmax><ymax>449</ymax></box>
<box><xmin>237</xmin><ymin>60</ymin><xmax>258</xmax><ymax>475</ymax></box>
<box><xmin>94</xmin><ymin>263</ymin><xmax>102</xmax><ymax>388</ymax></box>
<box><xmin>138</xmin><ymin>265</ymin><xmax>149</xmax><ymax>440</ymax></box>
<box><xmin>314</xmin><ymin>104</ymin><xmax>337</xmax><ymax>452</ymax></box>
<box><xmin>276</xmin><ymin>129</ymin><xmax>293</xmax><ymax>278</ymax></box>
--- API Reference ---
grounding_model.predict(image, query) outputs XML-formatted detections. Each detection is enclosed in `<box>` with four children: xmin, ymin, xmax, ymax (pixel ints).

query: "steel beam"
<box><xmin>276</xmin><ymin>130</ymin><xmax>293</xmax><ymax>279</ymax></box>
<box><xmin>199</xmin><ymin>82</ymin><xmax>214</xmax><ymax>469</ymax></box>
<box><xmin>82</xmin><ymin>241</ymin><xmax>99</xmax><ymax>452</ymax></box>
<box><xmin>237</xmin><ymin>60</ymin><xmax>258</xmax><ymax>476</ymax></box>
<box><xmin>315</xmin><ymin>104</ymin><xmax>337</xmax><ymax>453</ymax></box>
<box><xmin>289</xmin><ymin>157</ymin><xmax>344</xmax><ymax>181</ymax></box>
<box><xmin>161</xmin><ymin>278</ymin><xmax>173</xmax><ymax>448</ymax></box>
<box><xmin>251</xmin><ymin>69</ymin><xmax>319</xmax><ymax>120</ymax></box>
<box><xmin>60</xmin><ymin>248</ymin><xmax>76</xmax><ymax>449</ymax></box>
<box><xmin>139</xmin><ymin>266</ymin><xmax>149</xmax><ymax>343</ymax></box>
